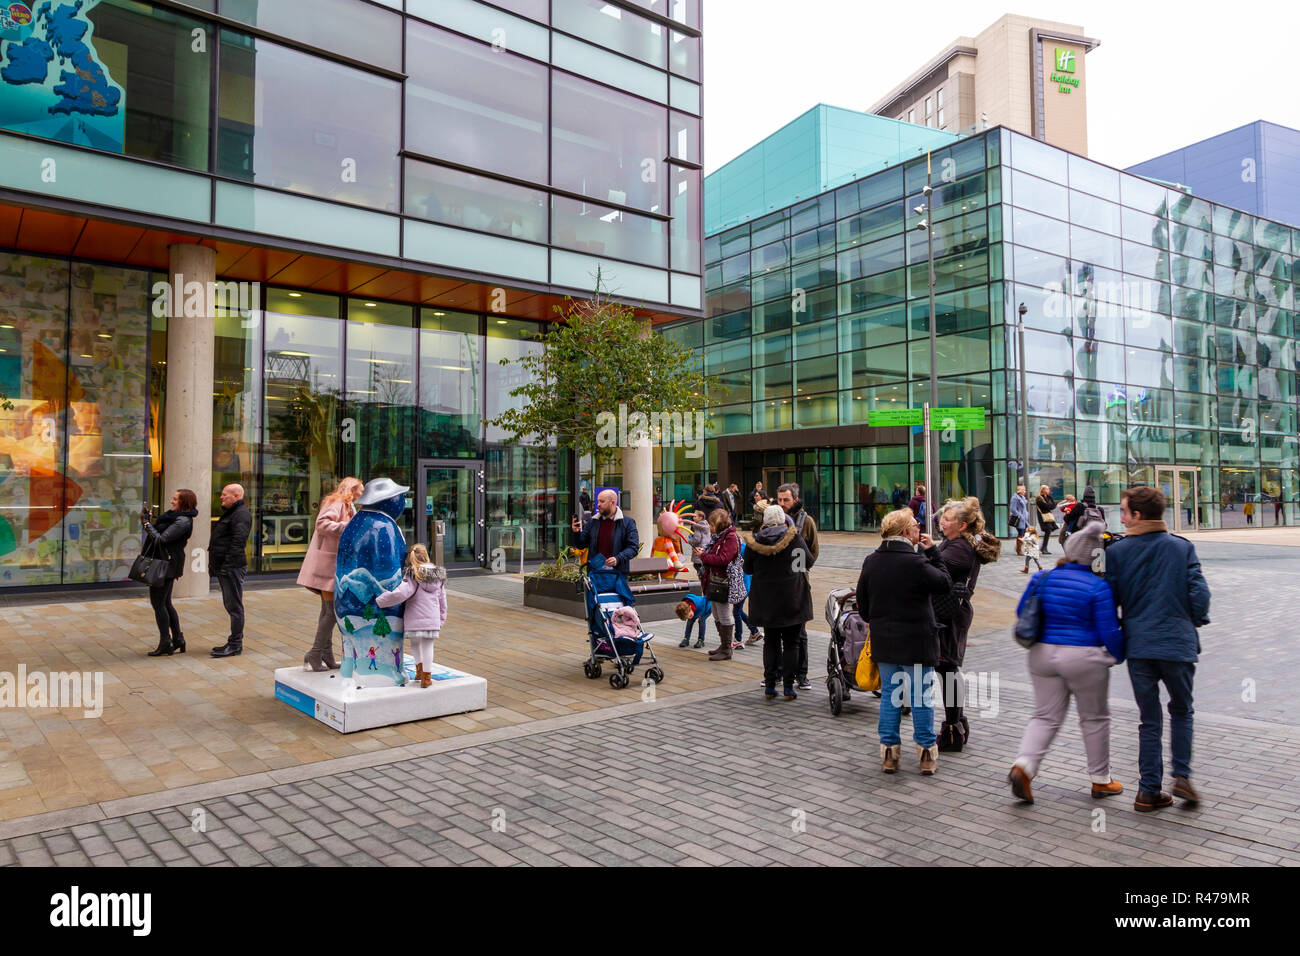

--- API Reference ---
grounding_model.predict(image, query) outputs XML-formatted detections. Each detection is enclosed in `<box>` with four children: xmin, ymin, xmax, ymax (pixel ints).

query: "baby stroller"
<box><xmin>581</xmin><ymin>560</ymin><xmax>665</xmax><ymax>690</ymax></box>
<box><xmin>825</xmin><ymin>587</ymin><xmax>908</xmax><ymax>717</ymax></box>
<box><xmin>824</xmin><ymin>587</ymin><xmax>872</xmax><ymax>716</ymax></box>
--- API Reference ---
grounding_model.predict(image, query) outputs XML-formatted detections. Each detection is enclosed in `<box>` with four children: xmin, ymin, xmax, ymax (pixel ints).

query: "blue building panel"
<box><xmin>1127</xmin><ymin>121</ymin><xmax>1300</xmax><ymax>228</ymax></box>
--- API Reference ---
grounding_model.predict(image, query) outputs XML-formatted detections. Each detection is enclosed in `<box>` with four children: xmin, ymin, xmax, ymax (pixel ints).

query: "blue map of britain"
<box><xmin>0</xmin><ymin>1</ymin><xmax>125</xmax><ymax>152</ymax></box>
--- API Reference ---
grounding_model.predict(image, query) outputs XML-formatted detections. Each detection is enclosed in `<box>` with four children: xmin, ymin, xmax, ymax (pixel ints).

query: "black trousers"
<box><xmin>935</xmin><ymin>661</ymin><xmax>964</xmax><ymax>724</ymax></box>
<box><xmin>763</xmin><ymin>624</ymin><xmax>801</xmax><ymax>691</ymax></box>
<box><xmin>217</xmin><ymin>567</ymin><xmax>246</xmax><ymax>642</ymax></box>
<box><xmin>795</xmin><ymin>624</ymin><xmax>809</xmax><ymax>678</ymax></box>
<box><xmin>148</xmin><ymin>578</ymin><xmax>180</xmax><ymax>641</ymax></box>
<box><xmin>1037</xmin><ymin>516</ymin><xmax>1055</xmax><ymax>552</ymax></box>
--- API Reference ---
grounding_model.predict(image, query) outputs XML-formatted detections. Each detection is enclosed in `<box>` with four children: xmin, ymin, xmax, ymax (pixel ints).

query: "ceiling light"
<box><xmin>497</xmin><ymin>319</ymin><xmax>507</xmax><ymax>325</ymax></box>
<box><xmin>432</xmin><ymin>311</ymin><xmax>445</xmax><ymax>316</ymax></box>
<box><xmin>288</xmin><ymin>292</ymin><xmax>302</xmax><ymax>298</ymax></box>
<box><xmin>364</xmin><ymin>302</ymin><xmax>377</xmax><ymax>308</ymax></box>
<box><xmin>98</xmin><ymin>332</ymin><xmax>112</xmax><ymax>339</ymax></box>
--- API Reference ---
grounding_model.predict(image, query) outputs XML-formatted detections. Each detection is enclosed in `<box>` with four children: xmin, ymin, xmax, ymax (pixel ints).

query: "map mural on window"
<box><xmin>0</xmin><ymin>0</ymin><xmax>125</xmax><ymax>152</ymax></box>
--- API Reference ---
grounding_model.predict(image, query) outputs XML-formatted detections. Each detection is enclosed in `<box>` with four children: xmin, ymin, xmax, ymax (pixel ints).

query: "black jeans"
<box><xmin>216</xmin><ymin>567</ymin><xmax>246</xmax><ymax>642</ymax></box>
<box><xmin>148</xmin><ymin>578</ymin><xmax>180</xmax><ymax>642</ymax></box>
<box><xmin>763</xmin><ymin>624</ymin><xmax>801</xmax><ymax>692</ymax></box>
<box><xmin>1037</xmin><ymin>516</ymin><xmax>1055</xmax><ymax>552</ymax></box>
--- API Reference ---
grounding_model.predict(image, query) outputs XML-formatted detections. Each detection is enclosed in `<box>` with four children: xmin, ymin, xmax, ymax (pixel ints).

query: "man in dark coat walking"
<box><xmin>1106</xmin><ymin>486</ymin><xmax>1211</xmax><ymax>814</ymax></box>
<box><xmin>209</xmin><ymin>483</ymin><xmax>252</xmax><ymax>658</ymax></box>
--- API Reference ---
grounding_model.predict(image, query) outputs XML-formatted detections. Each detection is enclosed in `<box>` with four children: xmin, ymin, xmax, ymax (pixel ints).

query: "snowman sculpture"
<box><xmin>333</xmin><ymin>477</ymin><xmax>409</xmax><ymax>688</ymax></box>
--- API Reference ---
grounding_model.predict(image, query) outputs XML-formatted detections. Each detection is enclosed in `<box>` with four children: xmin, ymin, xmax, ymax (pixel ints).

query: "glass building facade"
<box><xmin>664</xmin><ymin>127</ymin><xmax>1300</xmax><ymax>535</ymax></box>
<box><xmin>0</xmin><ymin>0</ymin><xmax>704</xmax><ymax>589</ymax></box>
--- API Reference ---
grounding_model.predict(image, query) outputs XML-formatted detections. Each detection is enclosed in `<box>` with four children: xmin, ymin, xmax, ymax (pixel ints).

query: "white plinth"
<box><xmin>274</xmin><ymin>665</ymin><xmax>487</xmax><ymax>734</ymax></box>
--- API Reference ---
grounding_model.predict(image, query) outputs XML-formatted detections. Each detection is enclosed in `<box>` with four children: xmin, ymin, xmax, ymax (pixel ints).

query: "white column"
<box><xmin>164</xmin><ymin>243</ymin><xmax>216</xmax><ymax>598</ymax></box>
<box><xmin>623</xmin><ymin>439</ymin><xmax>653</xmax><ymax>557</ymax></box>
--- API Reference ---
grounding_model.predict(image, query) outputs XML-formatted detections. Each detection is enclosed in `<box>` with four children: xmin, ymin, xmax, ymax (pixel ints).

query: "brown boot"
<box><xmin>880</xmin><ymin>744</ymin><xmax>901</xmax><ymax>774</ymax></box>
<box><xmin>414</xmin><ymin>662</ymin><xmax>425</xmax><ymax>684</ymax></box>
<box><xmin>1015</xmin><ymin>537</ymin><xmax>1023</xmax><ymax>555</ymax></box>
<box><xmin>420</xmin><ymin>667</ymin><xmax>432</xmax><ymax>688</ymax></box>
<box><xmin>708</xmin><ymin>624</ymin><xmax>734</xmax><ymax>660</ymax></box>
<box><xmin>917</xmin><ymin>744</ymin><xmax>938</xmax><ymax>775</ymax></box>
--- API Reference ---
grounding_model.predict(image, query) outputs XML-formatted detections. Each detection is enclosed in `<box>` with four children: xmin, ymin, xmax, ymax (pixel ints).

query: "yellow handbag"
<box><xmin>855</xmin><ymin>637</ymin><xmax>880</xmax><ymax>691</ymax></box>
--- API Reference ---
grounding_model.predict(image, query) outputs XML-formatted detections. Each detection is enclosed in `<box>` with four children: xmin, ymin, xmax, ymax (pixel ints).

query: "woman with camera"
<box><xmin>140</xmin><ymin>489</ymin><xmax>198</xmax><ymax>657</ymax></box>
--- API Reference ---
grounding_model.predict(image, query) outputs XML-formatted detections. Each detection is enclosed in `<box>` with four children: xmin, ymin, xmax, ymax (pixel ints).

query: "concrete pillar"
<box><xmin>623</xmin><ymin>440</ymin><xmax>653</xmax><ymax>557</ymax></box>
<box><xmin>164</xmin><ymin>243</ymin><xmax>216</xmax><ymax>598</ymax></box>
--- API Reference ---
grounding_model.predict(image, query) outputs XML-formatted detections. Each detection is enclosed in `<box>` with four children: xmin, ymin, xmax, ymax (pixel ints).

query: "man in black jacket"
<box><xmin>209</xmin><ymin>484</ymin><xmax>252</xmax><ymax>658</ymax></box>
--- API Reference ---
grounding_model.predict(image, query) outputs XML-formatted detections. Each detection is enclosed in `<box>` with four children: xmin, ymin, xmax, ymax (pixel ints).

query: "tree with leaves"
<box><xmin>373</xmin><ymin>612</ymin><xmax>391</xmax><ymax>638</ymax></box>
<box><xmin>485</xmin><ymin>276</ymin><xmax>711</xmax><ymax>481</ymax></box>
<box><xmin>361</xmin><ymin>602</ymin><xmax>375</xmax><ymax>622</ymax></box>
<box><xmin>343</xmin><ymin>617</ymin><xmax>355</xmax><ymax>634</ymax></box>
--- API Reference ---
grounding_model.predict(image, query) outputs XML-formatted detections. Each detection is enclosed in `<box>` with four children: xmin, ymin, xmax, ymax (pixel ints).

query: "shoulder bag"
<box><xmin>932</xmin><ymin>571</ymin><xmax>972</xmax><ymax>623</ymax></box>
<box><xmin>1013</xmin><ymin>570</ymin><xmax>1051</xmax><ymax>648</ymax></box>
<box><xmin>128</xmin><ymin>534</ymin><xmax>171</xmax><ymax>587</ymax></box>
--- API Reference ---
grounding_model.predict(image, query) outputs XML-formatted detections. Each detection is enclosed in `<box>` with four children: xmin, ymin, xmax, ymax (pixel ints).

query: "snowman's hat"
<box><xmin>357</xmin><ymin>477</ymin><xmax>410</xmax><ymax>506</ymax></box>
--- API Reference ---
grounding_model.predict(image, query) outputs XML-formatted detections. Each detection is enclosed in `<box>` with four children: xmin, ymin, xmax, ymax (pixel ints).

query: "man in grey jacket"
<box><xmin>1105</xmin><ymin>486</ymin><xmax>1211</xmax><ymax>813</ymax></box>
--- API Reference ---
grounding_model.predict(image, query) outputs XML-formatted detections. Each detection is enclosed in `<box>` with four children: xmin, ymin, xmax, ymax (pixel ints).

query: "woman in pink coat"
<box><xmin>297</xmin><ymin>476</ymin><xmax>363</xmax><ymax>671</ymax></box>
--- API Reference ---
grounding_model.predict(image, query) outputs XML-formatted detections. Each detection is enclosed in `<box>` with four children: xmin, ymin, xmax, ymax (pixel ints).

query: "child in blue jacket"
<box><xmin>675</xmin><ymin>592</ymin><xmax>711</xmax><ymax>648</ymax></box>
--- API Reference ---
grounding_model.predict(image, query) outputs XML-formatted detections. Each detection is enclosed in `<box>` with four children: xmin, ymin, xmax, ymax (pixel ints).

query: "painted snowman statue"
<box><xmin>333</xmin><ymin>477</ymin><xmax>409</xmax><ymax>688</ymax></box>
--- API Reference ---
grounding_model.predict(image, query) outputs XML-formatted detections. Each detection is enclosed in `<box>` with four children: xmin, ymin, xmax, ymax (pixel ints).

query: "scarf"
<box><xmin>1126</xmin><ymin>519</ymin><xmax>1168</xmax><ymax>536</ymax></box>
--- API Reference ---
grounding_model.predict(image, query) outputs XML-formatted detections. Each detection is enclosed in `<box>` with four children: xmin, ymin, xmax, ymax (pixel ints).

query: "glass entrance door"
<box><xmin>1155</xmin><ymin>467</ymin><xmax>1199</xmax><ymax>533</ymax></box>
<box><xmin>763</xmin><ymin>467</ymin><xmax>794</xmax><ymax>497</ymax></box>
<box><xmin>417</xmin><ymin>459</ymin><xmax>484</xmax><ymax>566</ymax></box>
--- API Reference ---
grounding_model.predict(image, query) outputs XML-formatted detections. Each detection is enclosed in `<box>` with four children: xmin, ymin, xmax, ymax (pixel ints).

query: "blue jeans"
<box><xmin>733</xmin><ymin>600</ymin><xmax>753</xmax><ymax>635</ymax></box>
<box><xmin>1127</xmin><ymin>658</ymin><xmax>1195</xmax><ymax>793</ymax></box>
<box><xmin>878</xmin><ymin>662</ymin><xmax>937</xmax><ymax>747</ymax></box>
<box><xmin>684</xmin><ymin>613</ymin><xmax>707</xmax><ymax>643</ymax></box>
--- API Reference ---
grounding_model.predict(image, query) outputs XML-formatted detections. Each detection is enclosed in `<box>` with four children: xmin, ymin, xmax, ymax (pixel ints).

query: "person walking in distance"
<box><xmin>1010</xmin><ymin>484</ymin><xmax>1030</xmax><ymax>556</ymax></box>
<box><xmin>141</xmin><ymin>489</ymin><xmax>198</xmax><ymax>656</ymax></box>
<box><xmin>209</xmin><ymin>483</ymin><xmax>253</xmax><ymax>658</ymax></box>
<box><xmin>776</xmin><ymin>482</ymin><xmax>819</xmax><ymax>690</ymax></box>
<box><xmin>1105</xmin><ymin>486</ymin><xmax>1211</xmax><ymax>813</ymax></box>
<box><xmin>1034</xmin><ymin>484</ymin><xmax>1058</xmax><ymax>555</ymax></box>
<box><xmin>297</xmin><ymin>476</ymin><xmax>363</xmax><ymax>671</ymax></box>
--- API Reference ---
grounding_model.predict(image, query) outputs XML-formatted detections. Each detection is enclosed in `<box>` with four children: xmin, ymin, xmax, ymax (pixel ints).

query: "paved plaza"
<box><xmin>1</xmin><ymin>531</ymin><xmax>1298</xmax><ymax>866</ymax></box>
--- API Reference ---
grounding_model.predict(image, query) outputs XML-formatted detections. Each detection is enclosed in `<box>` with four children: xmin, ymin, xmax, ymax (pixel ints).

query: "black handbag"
<box><xmin>1014</xmin><ymin>569</ymin><xmax>1051</xmax><ymax>648</ymax></box>
<box><xmin>932</xmin><ymin>573</ymin><xmax>972</xmax><ymax>623</ymax></box>
<box><xmin>128</xmin><ymin>537</ymin><xmax>171</xmax><ymax>587</ymax></box>
<box><xmin>705</xmin><ymin>568</ymin><xmax>730</xmax><ymax>603</ymax></box>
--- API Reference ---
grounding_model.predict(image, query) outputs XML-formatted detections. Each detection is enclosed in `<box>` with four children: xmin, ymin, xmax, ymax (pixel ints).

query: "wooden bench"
<box><xmin>627</xmin><ymin>557</ymin><xmax>695</xmax><ymax>595</ymax></box>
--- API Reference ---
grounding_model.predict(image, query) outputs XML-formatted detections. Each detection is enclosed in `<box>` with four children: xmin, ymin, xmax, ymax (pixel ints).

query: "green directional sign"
<box><xmin>868</xmin><ymin>408</ymin><xmax>923</xmax><ymax>427</ymax></box>
<box><xmin>868</xmin><ymin>407</ymin><xmax>986</xmax><ymax>429</ymax></box>
<box><xmin>933</xmin><ymin>406</ymin><xmax>987</xmax><ymax>430</ymax></box>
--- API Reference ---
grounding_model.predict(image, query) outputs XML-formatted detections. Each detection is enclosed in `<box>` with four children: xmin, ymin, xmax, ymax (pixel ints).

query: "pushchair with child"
<box><xmin>824</xmin><ymin>586</ymin><xmax>908</xmax><ymax>717</ymax></box>
<box><xmin>581</xmin><ymin>559</ymin><xmax>664</xmax><ymax>689</ymax></box>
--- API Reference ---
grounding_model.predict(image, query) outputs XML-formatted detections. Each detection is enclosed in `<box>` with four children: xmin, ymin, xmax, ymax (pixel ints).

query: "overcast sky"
<box><xmin>701</xmin><ymin>0</ymin><xmax>1300</xmax><ymax>175</ymax></box>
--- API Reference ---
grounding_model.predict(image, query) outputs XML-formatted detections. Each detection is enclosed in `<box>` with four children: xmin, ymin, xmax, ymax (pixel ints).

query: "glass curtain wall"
<box><xmin>680</xmin><ymin>127</ymin><xmax>1300</xmax><ymax>533</ymax></box>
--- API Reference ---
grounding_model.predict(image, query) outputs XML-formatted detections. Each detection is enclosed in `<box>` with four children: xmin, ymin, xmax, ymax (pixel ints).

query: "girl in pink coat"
<box><xmin>376</xmin><ymin>544</ymin><xmax>448</xmax><ymax>688</ymax></box>
<box><xmin>298</xmin><ymin>477</ymin><xmax>364</xmax><ymax>671</ymax></box>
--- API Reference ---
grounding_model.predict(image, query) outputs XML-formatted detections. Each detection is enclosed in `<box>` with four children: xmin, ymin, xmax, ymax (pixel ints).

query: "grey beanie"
<box><xmin>762</xmin><ymin>505</ymin><xmax>787</xmax><ymax>527</ymax></box>
<box><xmin>1064</xmin><ymin>518</ymin><xmax>1105</xmax><ymax>566</ymax></box>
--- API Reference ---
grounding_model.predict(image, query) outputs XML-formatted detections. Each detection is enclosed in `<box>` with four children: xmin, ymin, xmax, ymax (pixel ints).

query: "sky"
<box><xmin>701</xmin><ymin>0</ymin><xmax>1300</xmax><ymax>175</ymax></box>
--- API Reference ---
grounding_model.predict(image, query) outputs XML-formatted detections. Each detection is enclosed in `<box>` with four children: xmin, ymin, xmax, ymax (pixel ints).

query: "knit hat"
<box><xmin>762</xmin><ymin>505</ymin><xmax>787</xmax><ymax>527</ymax></box>
<box><xmin>1064</xmin><ymin>518</ymin><xmax>1104</xmax><ymax>565</ymax></box>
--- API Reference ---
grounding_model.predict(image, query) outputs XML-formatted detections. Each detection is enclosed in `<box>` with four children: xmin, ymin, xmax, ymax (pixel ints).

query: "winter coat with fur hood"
<box><xmin>376</xmin><ymin>564</ymin><xmax>448</xmax><ymax>631</ymax></box>
<box><xmin>741</xmin><ymin>524</ymin><xmax>814</xmax><ymax>629</ymax></box>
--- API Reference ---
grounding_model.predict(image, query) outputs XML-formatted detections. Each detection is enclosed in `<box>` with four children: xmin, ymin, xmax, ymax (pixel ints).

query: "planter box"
<box><xmin>524</xmin><ymin>574</ymin><xmax>698</xmax><ymax>621</ymax></box>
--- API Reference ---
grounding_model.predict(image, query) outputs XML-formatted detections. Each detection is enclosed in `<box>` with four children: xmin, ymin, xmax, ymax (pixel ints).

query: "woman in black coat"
<box><xmin>1034</xmin><ymin>484</ymin><xmax>1057</xmax><ymax>555</ymax></box>
<box><xmin>742</xmin><ymin>505</ymin><xmax>815</xmax><ymax>700</ymax></box>
<box><xmin>140</xmin><ymin>488</ymin><xmax>198</xmax><ymax>657</ymax></box>
<box><xmin>933</xmin><ymin>496</ymin><xmax>1002</xmax><ymax>751</ymax></box>
<box><xmin>856</xmin><ymin>508</ymin><xmax>951</xmax><ymax>775</ymax></box>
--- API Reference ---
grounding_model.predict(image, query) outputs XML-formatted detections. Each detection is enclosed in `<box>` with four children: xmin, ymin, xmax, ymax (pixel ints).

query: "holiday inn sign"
<box><xmin>1051</xmin><ymin>47</ymin><xmax>1081</xmax><ymax>93</ymax></box>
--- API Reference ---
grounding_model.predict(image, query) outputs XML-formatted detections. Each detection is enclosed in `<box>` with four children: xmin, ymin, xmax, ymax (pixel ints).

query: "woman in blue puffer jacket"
<box><xmin>1007</xmin><ymin>519</ymin><xmax>1126</xmax><ymax>805</ymax></box>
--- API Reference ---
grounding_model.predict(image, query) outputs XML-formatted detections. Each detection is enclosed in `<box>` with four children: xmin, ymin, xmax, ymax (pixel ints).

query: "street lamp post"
<box><xmin>1017</xmin><ymin>301</ymin><xmax>1030</xmax><ymax>493</ymax></box>
<box><xmin>917</xmin><ymin>159</ymin><xmax>939</xmax><ymax>535</ymax></box>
